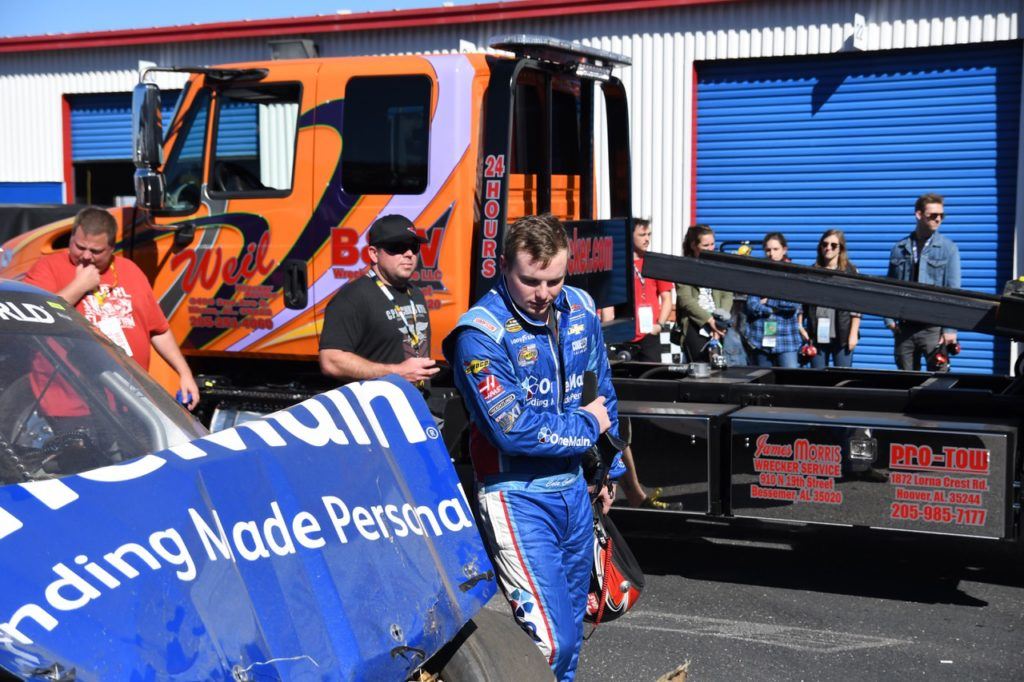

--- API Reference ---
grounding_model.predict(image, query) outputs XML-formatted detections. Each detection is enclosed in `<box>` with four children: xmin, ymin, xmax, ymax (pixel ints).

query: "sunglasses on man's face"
<box><xmin>924</xmin><ymin>212</ymin><xmax>945</xmax><ymax>221</ymax></box>
<box><xmin>820</xmin><ymin>241</ymin><xmax>841</xmax><ymax>250</ymax></box>
<box><xmin>381</xmin><ymin>242</ymin><xmax>420</xmax><ymax>255</ymax></box>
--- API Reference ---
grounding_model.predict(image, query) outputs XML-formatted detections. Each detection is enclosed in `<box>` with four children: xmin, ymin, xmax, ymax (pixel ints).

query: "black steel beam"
<box><xmin>642</xmin><ymin>250</ymin><xmax>1021</xmax><ymax>338</ymax></box>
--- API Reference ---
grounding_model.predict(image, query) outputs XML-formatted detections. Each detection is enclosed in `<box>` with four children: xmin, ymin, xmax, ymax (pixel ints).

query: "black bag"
<box><xmin>584</xmin><ymin>508</ymin><xmax>645</xmax><ymax>625</ymax></box>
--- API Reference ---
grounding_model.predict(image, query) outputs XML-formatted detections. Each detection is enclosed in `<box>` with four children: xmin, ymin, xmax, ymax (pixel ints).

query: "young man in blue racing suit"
<box><xmin>443</xmin><ymin>214</ymin><xmax>621</xmax><ymax>681</ymax></box>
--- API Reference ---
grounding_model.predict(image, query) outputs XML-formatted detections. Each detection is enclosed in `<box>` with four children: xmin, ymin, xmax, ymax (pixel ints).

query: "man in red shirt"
<box><xmin>601</xmin><ymin>217</ymin><xmax>673</xmax><ymax>360</ymax></box>
<box><xmin>628</xmin><ymin>218</ymin><xmax>673</xmax><ymax>360</ymax></box>
<box><xmin>25</xmin><ymin>207</ymin><xmax>199</xmax><ymax>410</ymax></box>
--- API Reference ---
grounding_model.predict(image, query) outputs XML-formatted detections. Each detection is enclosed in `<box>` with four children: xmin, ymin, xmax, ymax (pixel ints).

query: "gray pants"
<box><xmin>893</xmin><ymin>323</ymin><xmax>941</xmax><ymax>371</ymax></box>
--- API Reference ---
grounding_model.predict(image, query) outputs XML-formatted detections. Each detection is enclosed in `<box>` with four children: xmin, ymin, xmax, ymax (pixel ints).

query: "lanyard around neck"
<box><xmin>367</xmin><ymin>269</ymin><xmax>421</xmax><ymax>350</ymax></box>
<box><xmin>633</xmin><ymin>258</ymin><xmax>645</xmax><ymax>288</ymax></box>
<box><xmin>94</xmin><ymin>261</ymin><xmax>118</xmax><ymax>308</ymax></box>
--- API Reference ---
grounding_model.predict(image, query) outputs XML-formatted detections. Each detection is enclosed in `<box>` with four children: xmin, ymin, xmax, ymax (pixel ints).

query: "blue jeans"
<box><xmin>751</xmin><ymin>349</ymin><xmax>798</xmax><ymax>368</ymax></box>
<box><xmin>723</xmin><ymin>327</ymin><xmax>749</xmax><ymax>366</ymax></box>
<box><xmin>810</xmin><ymin>342</ymin><xmax>854</xmax><ymax>368</ymax></box>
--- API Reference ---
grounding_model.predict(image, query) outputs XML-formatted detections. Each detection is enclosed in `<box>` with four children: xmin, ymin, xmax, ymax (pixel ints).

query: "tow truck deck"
<box><xmin>603</xmin><ymin>251</ymin><xmax>1022</xmax><ymax>547</ymax></box>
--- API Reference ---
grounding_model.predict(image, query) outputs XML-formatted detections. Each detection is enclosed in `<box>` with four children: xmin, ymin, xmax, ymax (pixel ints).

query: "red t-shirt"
<box><xmin>25</xmin><ymin>253</ymin><xmax>169</xmax><ymax>370</ymax></box>
<box><xmin>632</xmin><ymin>255</ymin><xmax>672</xmax><ymax>341</ymax></box>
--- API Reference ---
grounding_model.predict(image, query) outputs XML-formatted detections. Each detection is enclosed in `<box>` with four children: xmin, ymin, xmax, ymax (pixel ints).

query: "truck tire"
<box><xmin>425</xmin><ymin>607</ymin><xmax>553</xmax><ymax>681</ymax></box>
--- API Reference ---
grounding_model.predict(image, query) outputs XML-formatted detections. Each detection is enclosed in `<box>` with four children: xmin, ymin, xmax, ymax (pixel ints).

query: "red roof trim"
<box><xmin>0</xmin><ymin>0</ymin><xmax>743</xmax><ymax>54</ymax></box>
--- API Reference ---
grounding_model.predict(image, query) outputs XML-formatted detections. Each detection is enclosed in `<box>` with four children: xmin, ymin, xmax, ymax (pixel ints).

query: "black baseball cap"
<box><xmin>368</xmin><ymin>214</ymin><xmax>427</xmax><ymax>247</ymax></box>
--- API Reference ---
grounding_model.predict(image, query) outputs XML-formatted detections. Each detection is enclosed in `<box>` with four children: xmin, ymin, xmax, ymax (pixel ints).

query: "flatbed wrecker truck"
<box><xmin>604</xmin><ymin>249</ymin><xmax>1022</xmax><ymax>553</ymax></box>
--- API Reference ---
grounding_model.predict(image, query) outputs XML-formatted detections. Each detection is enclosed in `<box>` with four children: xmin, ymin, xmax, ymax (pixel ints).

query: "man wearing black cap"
<box><xmin>319</xmin><ymin>214</ymin><xmax>439</xmax><ymax>384</ymax></box>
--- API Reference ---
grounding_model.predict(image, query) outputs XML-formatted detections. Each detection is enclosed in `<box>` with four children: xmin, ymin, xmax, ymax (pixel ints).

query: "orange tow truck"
<box><xmin>1</xmin><ymin>35</ymin><xmax>634</xmax><ymax>421</ymax></box>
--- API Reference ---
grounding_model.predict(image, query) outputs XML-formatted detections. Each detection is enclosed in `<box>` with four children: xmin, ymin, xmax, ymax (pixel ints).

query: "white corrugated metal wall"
<box><xmin>0</xmin><ymin>0</ymin><xmax>1020</xmax><ymax>261</ymax></box>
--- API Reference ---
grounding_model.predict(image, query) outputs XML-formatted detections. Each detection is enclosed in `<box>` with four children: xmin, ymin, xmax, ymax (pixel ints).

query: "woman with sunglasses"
<box><xmin>744</xmin><ymin>232</ymin><xmax>802</xmax><ymax>368</ymax></box>
<box><xmin>803</xmin><ymin>229</ymin><xmax>861</xmax><ymax>367</ymax></box>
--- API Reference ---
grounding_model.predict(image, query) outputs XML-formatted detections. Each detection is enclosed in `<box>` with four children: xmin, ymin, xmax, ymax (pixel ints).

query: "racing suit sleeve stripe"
<box><xmin>495</xmin><ymin>490</ymin><xmax>556</xmax><ymax>666</ymax></box>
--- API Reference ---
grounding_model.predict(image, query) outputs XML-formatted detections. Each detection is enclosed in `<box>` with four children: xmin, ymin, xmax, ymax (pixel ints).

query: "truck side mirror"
<box><xmin>132</xmin><ymin>82</ymin><xmax>163</xmax><ymax>169</ymax></box>
<box><xmin>132</xmin><ymin>82</ymin><xmax>166</xmax><ymax>210</ymax></box>
<box><xmin>172</xmin><ymin>222</ymin><xmax>195</xmax><ymax>248</ymax></box>
<box><xmin>134</xmin><ymin>171</ymin><xmax>166</xmax><ymax>211</ymax></box>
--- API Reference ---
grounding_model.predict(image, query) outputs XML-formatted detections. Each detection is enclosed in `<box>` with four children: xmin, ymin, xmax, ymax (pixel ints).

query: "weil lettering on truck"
<box><xmin>749</xmin><ymin>435</ymin><xmax>844</xmax><ymax>505</ymax></box>
<box><xmin>0</xmin><ymin>378</ymin><xmax>486</xmax><ymax>668</ymax></box>
<box><xmin>888</xmin><ymin>443</ymin><xmax>991</xmax><ymax>527</ymax></box>
<box><xmin>172</xmin><ymin>227</ymin><xmax>277</xmax><ymax>331</ymax></box>
<box><xmin>151</xmin><ymin>212</ymin><xmax>278</xmax><ymax>328</ymax></box>
<box><xmin>172</xmin><ymin>230</ymin><xmax>277</xmax><ymax>293</ymax></box>
<box><xmin>187</xmin><ymin>284</ymin><xmax>275</xmax><ymax>330</ymax></box>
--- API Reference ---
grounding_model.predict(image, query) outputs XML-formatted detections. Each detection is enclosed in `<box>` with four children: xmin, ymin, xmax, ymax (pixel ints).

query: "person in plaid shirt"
<box><xmin>744</xmin><ymin>232</ymin><xmax>802</xmax><ymax>368</ymax></box>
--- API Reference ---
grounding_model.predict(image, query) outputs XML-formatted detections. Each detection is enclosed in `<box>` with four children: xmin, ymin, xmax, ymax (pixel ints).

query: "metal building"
<box><xmin>0</xmin><ymin>0</ymin><xmax>1020</xmax><ymax>372</ymax></box>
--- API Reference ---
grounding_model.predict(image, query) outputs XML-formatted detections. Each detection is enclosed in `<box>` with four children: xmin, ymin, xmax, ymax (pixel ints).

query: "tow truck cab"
<box><xmin>0</xmin><ymin>36</ymin><xmax>634</xmax><ymax>399</ymax></box>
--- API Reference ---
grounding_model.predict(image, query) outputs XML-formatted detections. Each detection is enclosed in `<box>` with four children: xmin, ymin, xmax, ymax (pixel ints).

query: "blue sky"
<box><xmin>0</xmin><ymin>0</ymin><xmax>500</xmax><ymax>38</ymax></box>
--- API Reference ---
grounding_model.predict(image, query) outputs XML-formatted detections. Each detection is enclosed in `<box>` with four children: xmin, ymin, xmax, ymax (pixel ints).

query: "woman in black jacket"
<box><xmin>803</xmin><ymin>229</ymin><xmax>861</xmax><ymax>367</ymax></box>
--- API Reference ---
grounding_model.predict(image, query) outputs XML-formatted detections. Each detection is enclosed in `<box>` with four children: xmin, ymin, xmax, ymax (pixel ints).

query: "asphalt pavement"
<box><xmin>574</xmin><ymin>518</ymin><xmax>1024</xmax><ymax>681</ymax></box>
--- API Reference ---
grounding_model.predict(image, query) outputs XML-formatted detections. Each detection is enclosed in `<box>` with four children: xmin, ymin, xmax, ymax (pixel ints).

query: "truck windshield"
<box><xmin>0</xmin><ymin>325</ymin><xmax>206</xmax><ymax>485</ymax></box>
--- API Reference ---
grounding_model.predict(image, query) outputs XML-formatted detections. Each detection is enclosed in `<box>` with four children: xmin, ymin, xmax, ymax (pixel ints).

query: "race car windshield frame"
<box><xmin>0</xmin><ymin>329</ymin><xmax>205</xmax><ymax>485</ymax></box>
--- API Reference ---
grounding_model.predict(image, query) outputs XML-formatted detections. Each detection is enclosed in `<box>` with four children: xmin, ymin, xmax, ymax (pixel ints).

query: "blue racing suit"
<box><xmin>442</xmin><ymin>278</ymin><xmax>619</xmax><ymax>681</ymax></box>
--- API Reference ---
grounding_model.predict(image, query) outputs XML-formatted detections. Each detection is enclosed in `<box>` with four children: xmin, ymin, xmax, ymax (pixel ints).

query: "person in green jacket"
<box><xmin>676</xmin><ymin>224</ymin><xmax>733</xmax><ymax>363</ymax></box>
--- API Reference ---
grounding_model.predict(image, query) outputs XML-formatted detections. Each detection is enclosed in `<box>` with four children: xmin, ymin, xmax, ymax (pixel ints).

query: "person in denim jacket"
<box><xmin>884</xmin><ymin>193</ymin><xmax>961</xmax><ymax>371</ymax></box>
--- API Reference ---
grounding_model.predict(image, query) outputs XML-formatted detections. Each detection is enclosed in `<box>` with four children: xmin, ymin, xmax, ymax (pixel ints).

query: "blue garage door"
<box><xmin>70</xmin><ymin>91</ymin><xmax>183</xmax><ymax>162</ymax></box>
<box><xmin>213</xmin><ymin>101</ymin><xmax>259</xmax><ymax>157</ymax></box>
<box><xmin>696</xmin><ymin>43</ymin><xmax>1020</xmax><ymax>374</ymax></box>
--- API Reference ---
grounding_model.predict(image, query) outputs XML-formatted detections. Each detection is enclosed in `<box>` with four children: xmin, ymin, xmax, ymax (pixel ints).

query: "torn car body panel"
<box><xmin>0</xmin><ymin>313</ymin><xmax>494</xmax><ymax>680</ymax></box>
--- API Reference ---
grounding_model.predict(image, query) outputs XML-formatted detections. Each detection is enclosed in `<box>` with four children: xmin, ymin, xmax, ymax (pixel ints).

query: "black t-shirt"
<box><xmin>319</xmin><ymin>274</ymin><xmax>430</xmax><ymax>364</ymax></box>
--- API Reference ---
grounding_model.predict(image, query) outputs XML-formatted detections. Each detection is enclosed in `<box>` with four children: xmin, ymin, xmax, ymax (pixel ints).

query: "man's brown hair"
<box><xmin>73</xmin><ymin>207</ymin><xmax>117</xmax><ymax>246</ymax></box>
<box><xmin>915</xmin><ymin>193</ymin><xmax>944</xmax><ymax>213</ymax></box>
<box><xmin>502</xmin><ymin>213</ymin><xmax>569</xmax><ymax>267</ymax></box>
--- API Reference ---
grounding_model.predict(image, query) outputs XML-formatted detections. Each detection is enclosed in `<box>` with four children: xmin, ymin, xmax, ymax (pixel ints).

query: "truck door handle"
<box><xmin>282</xmin><ymin>259</ymin><xmax>308</xmax><ymax>310</ymax></box>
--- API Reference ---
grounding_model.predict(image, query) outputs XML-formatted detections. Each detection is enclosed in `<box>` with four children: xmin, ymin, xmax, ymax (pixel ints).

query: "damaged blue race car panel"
<box><xmin>0</xmin><ymin>367</ymin><xmax>495</xmax><ymax>679</ymax></box>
